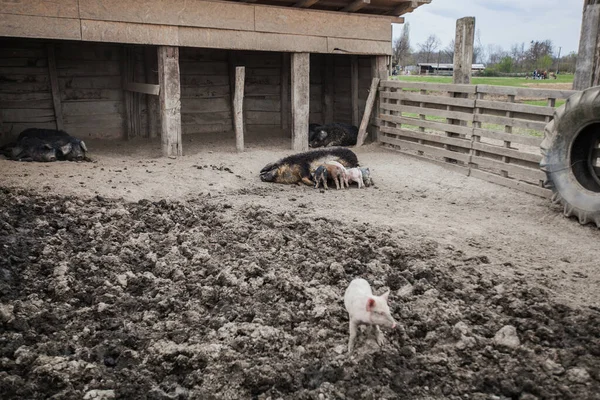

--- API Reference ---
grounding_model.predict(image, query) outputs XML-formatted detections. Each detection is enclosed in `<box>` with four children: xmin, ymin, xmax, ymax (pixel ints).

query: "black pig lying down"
<box><xmin>309</xmin><ymin>123</ymin><xmax>359</xmax><ymax>148</ymax></box>
<box><xmin>18</xmin><ymin>128</ymin><xmax>88</xmax><ymax>161</ymax></box>
<box><xmin>260</xmin><ymin>147</ymin><xmax>359</xmax><ymax>185</ymax></box>
<box><xmin>0</xmin><ymin>137</ymin><xmax>58</xmax><ymax>162</ymax></box>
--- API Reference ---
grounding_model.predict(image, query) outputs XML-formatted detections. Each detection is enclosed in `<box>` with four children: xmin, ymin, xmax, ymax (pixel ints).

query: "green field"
<box><xmin>390</xmin><ymin>74</ymin><xmax>574</xmax><ymax>88</ymax></box>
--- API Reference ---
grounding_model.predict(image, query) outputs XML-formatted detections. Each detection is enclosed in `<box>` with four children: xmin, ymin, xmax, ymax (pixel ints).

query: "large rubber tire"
<box><xmin>540</xmin><ymin>86</ymin><xmax>600</xmax><ymax>227</ymax></box>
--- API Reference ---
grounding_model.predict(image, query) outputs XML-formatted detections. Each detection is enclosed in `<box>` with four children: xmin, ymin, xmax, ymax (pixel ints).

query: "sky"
<box><xmin>394</xmin><ymin>0</ymin><xmax>583</xmax><ymax>59</ymax></box>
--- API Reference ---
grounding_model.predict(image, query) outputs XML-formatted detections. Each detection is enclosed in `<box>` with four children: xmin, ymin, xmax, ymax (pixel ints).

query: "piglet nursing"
<box><xmin>344</xmin><ymin>278</ymin><xmax>397</xmax><ymax>353</ymax></box>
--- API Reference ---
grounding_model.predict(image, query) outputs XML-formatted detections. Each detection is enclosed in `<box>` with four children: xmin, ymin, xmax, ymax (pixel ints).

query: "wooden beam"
<box><xmin>158</xmin><ymin>46</ymin><xmax>182</xmax><ymax>157</ymax></box>
<box><xmin>390</xmin><ymin>0</ymin><xmax>430</xmax><ymax>15</ymax></box>
<box><xmin>370</xmin><ymin>55</ymin><xmax>387</xmax><ymax>142</ymax></box>
<box><xmin>351</xmin><ymin>55</ymin><xmax>359</xmax><ymax>125</ymax></box>
<box><xmin>323</xmin><ymin>55</ymin><xmax>334</xmax><ymax>124</ymax></box>
<box><xmin>341</xmin><ymin>0</ymin><xmax>370</xmax><ymax>13</ymax></box>
<box><xmin>291</xmin><ymin>53</ymin><xmax>310</xmax><ymax>151</ymax></box>
<box><xmin>281</xmin><ymin>53</ymin><xmax>290</xmax><ymax>130</ymax></box>
<box><xmin>574</xmin><ymin>2</ymin><xmax>600</xmax><ymax>90</ymax></box>
<box><xmin>234</xmin><ymin>66</ymin><xmax>245</xmax><ymax>152</ymax></box>
<box><xmin>124</xmin><ymin>82</ymin><xmax>160</xmax><ymax>95</ymax></box>
<box><xmin>356</xmin><ymin>78</ymin><xmax>379</xmax><ymax>146</ymax></box>
<box><xmin>46</xmin><ymin>44</ymin><xmax>63</xmax><ymax>131</ymax></box>
<box><xmin>294</xmin><ymin>0</ymin><xmax>320</xmax><ymax>8</ymax></box>
<box><xmin>453</xmin><ymin>16</ymin><xmax>475</xmax><ymax>84</ymax></box>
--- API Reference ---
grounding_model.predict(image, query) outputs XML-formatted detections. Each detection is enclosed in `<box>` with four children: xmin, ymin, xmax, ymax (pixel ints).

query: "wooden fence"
<box><xmin>378</xmin><ymin>80</ymin><xmax>578</xmax><ymax>198</ymax></box>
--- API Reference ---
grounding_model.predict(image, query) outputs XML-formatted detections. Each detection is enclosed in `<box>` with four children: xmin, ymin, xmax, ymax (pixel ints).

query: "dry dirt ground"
<box><xmin>0</xmin><ymin>131</ymin><xmax>598</xmax><ymax>399</ymax></box>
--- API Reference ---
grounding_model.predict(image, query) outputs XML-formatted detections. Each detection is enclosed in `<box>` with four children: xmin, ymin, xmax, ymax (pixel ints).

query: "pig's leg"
<box><xmin>301</xmin><ymin>176</ymin><xmax>314</xmax><ymax>186</ymax></box>
<box><xmin>348</xmin><ymin>319</ymin><xmax>358</xmax><ymax>353</ymax></box>
<box><xmin>375</xmin><ymin>325</ymin><xmax>385</xmax><ymax>346</ymax></box>
<box><xmin>334</xmin><ymin>174</ymin><xmax>340</xmax><ymax>190</ymax></box>
<box><xmin>323</xmin><ymin>176</ymin><xmax>329</xmax><ymax>190</ymax></box>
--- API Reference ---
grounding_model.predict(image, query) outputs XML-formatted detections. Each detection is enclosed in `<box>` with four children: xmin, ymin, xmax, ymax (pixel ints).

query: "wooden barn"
<box><xmin>0</xmin><ymin>0</ymin><xmax>429</xmax><ymax>156</ymax></box>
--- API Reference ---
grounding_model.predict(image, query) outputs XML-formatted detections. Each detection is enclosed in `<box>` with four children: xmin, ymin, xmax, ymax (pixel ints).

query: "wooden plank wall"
<box><xmin>378</xmin><ymin>80</ymin><xmax>578</xmax><ymax>198</ymax></box>
<box><xmin>330</xmin><ymin>55</ymin><xmax>370</xmax><ymax>125</ymax></box>
<box><xmin>56</xmin><ymin>42</ymin><xmax>126</xmax><ymax>139</ymax></box>
<box><xmin>179</xmin><ymin>47</ymin><xmax>231</xmax><ymax>135</ymax></box>
<box><xmin>0</xmin><ymin>38</ymin><xmax>56</xmax><ymax>140</ymax></box>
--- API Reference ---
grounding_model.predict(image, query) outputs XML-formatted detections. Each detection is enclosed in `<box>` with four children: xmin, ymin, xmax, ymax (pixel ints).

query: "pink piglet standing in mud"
<box><xmin>344</xmin><ymin>278</ymin><xmax>397</xmax><ymax>353</ymax></box>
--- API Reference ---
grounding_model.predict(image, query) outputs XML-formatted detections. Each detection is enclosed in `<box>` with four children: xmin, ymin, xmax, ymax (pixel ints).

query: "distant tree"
<box><xmin>443</xmin><ymin>40</ymin><xmax>455</xmax><ymax>64</ymax></box>
<box><xmin>418</xmin><ymin>34</ymin><xmax>441</xmax><ymax>63</ymax></box>
<box><xmin>393</xmin><ymin>22</ymin><xmax>412</xmax><ymax>67</ymax></box>
<box><xmin>525</xmin><ymin>40</ymin><xmax>553</xmax><ymax>70</ymax></box>
<box><xmin>486</xmin><ymin>44</ymin><xmax>506</xmax><ymax>65</ymax></box>
<box><xmin>510</xmin><ymin>43</ymin><xmax>526</xmax><ymax>71</ymax></box>
<box><xmin>497</xmin><ymin>56</ymin><xmax>514</xmax><ymax>73</ymax></box>
<box><xmin>473</xmin><ymin>29</ymin><xmax>485</xmax><ymax>64</ymax></box>
<box><xmin>537</xmin><ymin>54</ymin><xmax>553</xmax><ymax>70</ymax></box>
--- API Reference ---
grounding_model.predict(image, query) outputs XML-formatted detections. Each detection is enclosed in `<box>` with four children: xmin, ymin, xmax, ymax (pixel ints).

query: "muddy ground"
<box><xmin>0</xmin><ymin>132</ymin><xmax>599</xmax><ymax>399</ymax></box>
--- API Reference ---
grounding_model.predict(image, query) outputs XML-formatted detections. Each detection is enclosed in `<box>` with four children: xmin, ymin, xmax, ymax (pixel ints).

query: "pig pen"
<box><xmin>0</xmin><ymin>136</ymin><xmax>599</xmax><ymax>400</ymax></box>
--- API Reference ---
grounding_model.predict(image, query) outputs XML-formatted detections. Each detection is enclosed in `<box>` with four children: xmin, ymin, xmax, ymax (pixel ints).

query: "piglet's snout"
<box><xmin>392</xmin><ymin>322</ymin><xmax>397</xmax><ymax>329</ymax></box>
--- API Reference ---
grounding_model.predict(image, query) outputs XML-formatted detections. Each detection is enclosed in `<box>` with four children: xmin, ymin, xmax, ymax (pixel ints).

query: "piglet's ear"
<box><xmin>381</xmin><ymin>290</ymin><xmax>390</xmax><ymax>303</ymax></box>
<box><xmin>366</xmin><ymin>298</ymin><xmax>375</xmax><ymax>312</ymax></box>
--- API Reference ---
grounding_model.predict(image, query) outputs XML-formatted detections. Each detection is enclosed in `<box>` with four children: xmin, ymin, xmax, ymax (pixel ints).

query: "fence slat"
<box><xmin>472</xmin><ymin>141</ymin><xmax>541</xmax><ymax>163</ymax></box>
<box><xmin>380</xmin><ymin>91</ymin><xmax>475</xmax><ymax>107</ymax></box>
<box><xmin>381</xmin><ymin>126</ymin><xmax>472</xmax><ymax>148</ymax></box>
<box><xmin>471</xmin><ymin>155</ymin><xmax>546</xmax><ymax>181</ymax></box>
<box><xmin>381</xmin><ymin>80</ymin><xmax>477</xmax><ymax>93</ymax></box>
<box><xmin>380</xmin><ymin>133</ymin><xmax>471</xmax><ymax>163</ymax></box>
<box><xmin>382</xmin><ymin>103</ymin><xmax>473</xmax><ymax>121</ymax></box>
<box><xmin>472</xmin><ymin>128</ymin><xmax>543</xmax><ymax>147</ymax></box>
<box><xmin>380</xmin><ymin>114</ymin><xmax>473</xmax><ymax>136</ymax></box>
<box><xmin>473</xmin><ymin>113</ymin><xmax>547</xmax><ymax>131</ymax></box>
<box><xmin>477</xmin><ymin>84</ymin><xmax>577</xmax><ymax>99</ymax></box>
<box><xmin>475</xmin><ymin>99</ymin><xmax>555</xmax><ymax>117</ymax></box>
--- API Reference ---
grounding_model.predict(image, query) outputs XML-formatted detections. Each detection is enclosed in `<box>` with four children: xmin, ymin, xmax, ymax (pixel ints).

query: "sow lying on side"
<box><xmin>0</xmin><ymin>128</ymin><xmax>88</xmax><ymax>162</ymax></box>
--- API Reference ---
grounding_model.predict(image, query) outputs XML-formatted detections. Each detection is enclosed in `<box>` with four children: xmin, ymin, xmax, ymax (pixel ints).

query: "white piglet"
<box><xmin>344</xmin><ymin>278</ymin><xmax>397</xmax><ymax>353</ymax></box>
<box><xmin>345</xmin><ymin>168</ymin><xmax>364</xmax><ymax>188</ymax></box>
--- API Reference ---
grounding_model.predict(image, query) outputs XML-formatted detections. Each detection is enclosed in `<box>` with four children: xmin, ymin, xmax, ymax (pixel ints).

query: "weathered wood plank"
<box><xmin>124</xmin><ymin>82</ymin><xmax>160</xmax><ymax>95</ymax></box>
<box><xmin>476</xmin><ymin>84</ymin><xmax>578</xmax><ymax>100</ymax></box>
<box><xmin>63</xmin><ymin>113</ymin><xmax>125</xmax><ymax>128</ymax></box>
<box><xmin>246</xmin><ymin>111</ymin><xmax>281</xmax><ymax>125</ymax></box>
<box><xmin>380</xmin><ymin>91</ymin><xmax>475</xmax><ymax>107</ymax></box>
<box><xmin>0</xmin><ymin>14</ymin><xmax>81</xmax><ymax>41</ymax></box>
<box><xmin>323</xmin><ymin>55</ymin><xmax>334</xmax><ymax>124</ymax></box>
<box><xmin>245</xmin><ymin>98</ymin><xmax>281</xmax><ymax>112</ymax></box>
<box><xmin>327</xmin><ymin>38</ymin><xmax>393</xmax><ymax>55</ymax></box>
<box><xmin>475</xmin><ymin>99</ymin><xmax>555</xmax><ymax>117</ymax></box>
<box><xmin>79</xmin><ymin>0</ymin><xmax>255</xmax><ymax>31</ymax></box>
<box><xmin>382</xmin><ymin>103</ymin><xmax>473</xmax><ymax>121</ymax></box>
<box><xmin>81</xmin><ymin>20</ymin><xmax>179</xmax><ymax>46</ymax></box>
<box><xmin>1</xmin><ymin>108</ymin><xmax>56</xmax><ymax>122</ymax></box>
<box><xmin>341</xmin><ymin>0</ymin><xmax>370</xmax><ymax>13</ymax></box>
<box><xmin>380</xmin><ymin>134</ymin><xmax>471</xmax><ymax>163</ymax></box>
<box><xmin>470</xmin><ymin>169</ymin><xmax>551</xmax><ymax>198</ymax></box>
<box><xmin>182</xmin><ymin>97</ymin><xmax>231</xmax><ymax>113</ymax></box>
<box><xmin>158</xmin><ymin>46</ymin><xmax>182</xmax><ymax>157</ymax></box>
<box><xmin>62</xmin><ymin>101</ymin><xmax>123</xmax><ymax>116</ymax></box>
<box><xmin>181</xmin><ymin>85</ymin><xmax>230</xmax><ymax>99</ymax></box>
<box><xmin>291</xmin><ymin>53</ymin><xmax>310</xmax><ymax>151</ymax></box>
<box><xmin>180</xmin><ymin>75</ymin><xmax>229</xmax><ymax>87</ymax></box>
<box><xmin>281</xmin><ymin>53</ymin><xmax>290</xmax><ymax>130</ymax></box>
<box><xmin>0</xmin><ymin>0</ymin><xmax>79</xmax><ymax>18</ymax></box>
<box><xmin>234</xmin><ymin>66</ymin><xmax>245</xmax><ymax>152</ymax></box>
<box><xmin>381</xmin><ymin>80</ymin><xmax>476</xmax><ymax>93</ymax></box>
<box><xmin>381</xmin><ymin>126</ymin><xmax>472</xmax><ymax>148</ymax></box>
<box><xmin>473</xmin><ymin>113</ymin><xmax>546</xmax><ymax>131</ymax></box>
<box><xmin>58</xmin><ymin>76</ymin><xmax>122</xmax><ymax>90</ymax></box>
<box><xmin>181</xmin><ymin>111</ymin><xmax>232</xmax><ymax>125</ymax></box>
<box><xmin>472</xmin><ymin>141</ymin><xmax>541</xmax><ymax>163</ymax></box>
<box><xmin>46</xmin><ymin>44</ymin><xmax>63</xmax><ymax>130</ymax></box>
<box><xmin>380</xmin><ymin>114</ymin><xmax>473</xmax><ymax>136</ymax></box>
<box><xmin>255</xmin><ymin>6</ymin><xmax>391</xmax><ymax>41</ymax></box>
<box><xmin>179</xmin><ymin>27</ymin><xmax>328</xmax><ymax>53</ymax></box>
<box><xmin>472</xmin><ymin>128</ymin><xmax>543</xmax><ymax>147</ymax></box>
<box><xmin>351</xmin><ymin>55</ymin><xmax>359</xmax><ymax>126</ymax></box>
<box><xmin>356</xmin><ymin>77</ymin><xmax>379</xmax><ymax>146</ymax></box>
<box><xmin>470</xmin><ymin>155</ymin><xmax>546</xmax><ymax>181</ymax></box>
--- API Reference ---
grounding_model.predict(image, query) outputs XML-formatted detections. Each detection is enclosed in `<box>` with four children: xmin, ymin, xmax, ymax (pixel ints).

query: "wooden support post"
<box><xmin>323</xmin><ymin>55</ymin><xmax>334</xmax><ymax>124</ymax></box>
<box><xmin>291</xmin><ymin>52</ymin><xmax>310</xmax><ymax>151</ymax></box>
<box><xmin>356</xmin><ymin>78</ymin><xmax>380</xmax><ymax>146</ymax></box>
<box><xmin>46</xmin><ymin>44</ymin><xmax>63</xmax><ymax>131</ymax></box>
<box><xmin>234</xmin><ymin>66</ymin><xmax>245</xmax><ymax>152</ymax></box>
<box><xmin>158</xmin><ymin>46</ymin><xmax>182</xmax><ymax>157</ymax></box>
<box><xmin>452</xmin><ymin>17</ymin><xmax>475</xmax><ymax>85</ymax></box>
<box><xmin>351</xmin><ymin>55</ymin><xmax>359</xmax><ymax>126</ymax></box>
<box><xmin>144</xmin><ymin>47</ymin><xmax>160</xmax><ymax>138</ymax></box>
<box><xmin>370</xmin><ymin>55</ymin><xmax>387</xmax><ymax>142</ymax></box>
<box><xmin>281</xmin><ymin>53</ymin><xmax>290</xmax><ymax>130</ymax></box>
<box><xmin>573</xmin><ymin>1</ymin><xmax>600</xmax><ymax>90</ymax></box>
